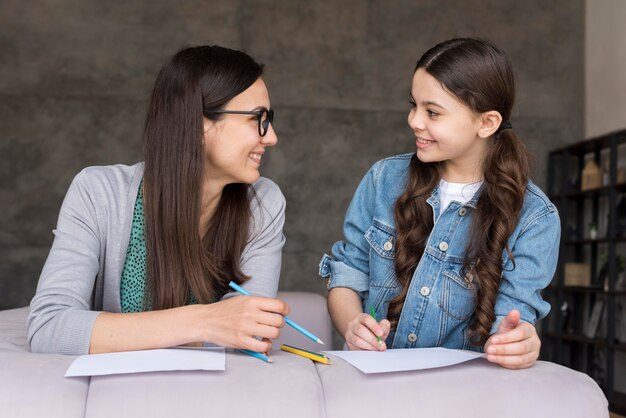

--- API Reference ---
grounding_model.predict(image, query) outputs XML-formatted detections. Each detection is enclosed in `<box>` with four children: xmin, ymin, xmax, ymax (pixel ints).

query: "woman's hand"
<box><xmin>345</xmin><ymin>313</ymin><xmax>390</xmax><ymax>351</ymax></box>
<box><xmin>197</xmin><ymin>296</ymin><xmax>290</xmax><ymax>353</ymax></box>
<box><xmin>484</xmin><ymin>309</ymin><xmax>540</xmax><ymax>369</ymax></box>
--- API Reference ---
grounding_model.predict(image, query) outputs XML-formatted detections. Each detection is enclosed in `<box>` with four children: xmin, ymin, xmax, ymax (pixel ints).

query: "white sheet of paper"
<box><xmin>65</xmin><ymin>346</ymin><xmax>225</xmax><ymax>377</ymax></box>
<box><xmin>323</xmin><ymin>347</ymin><xmax>484</xmax><ymax>374</ymax></box>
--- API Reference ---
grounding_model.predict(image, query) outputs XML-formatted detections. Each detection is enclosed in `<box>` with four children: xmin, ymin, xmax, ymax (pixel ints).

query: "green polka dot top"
<box><xmin>120</xmin><ymin>181</ymin><xmax>197</xmax><ymax>312</ymax></box>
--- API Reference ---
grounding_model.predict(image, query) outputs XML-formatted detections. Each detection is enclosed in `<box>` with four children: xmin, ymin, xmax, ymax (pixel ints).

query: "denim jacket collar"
<box><xmin>427</xmin><ymin>182</ymin><xmax>483</xmax><ymax>219</ymax></box>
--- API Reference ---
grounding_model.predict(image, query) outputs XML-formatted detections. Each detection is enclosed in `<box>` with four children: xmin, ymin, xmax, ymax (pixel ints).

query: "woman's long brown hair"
<box><xmin>143</xmin><ymin>46</ymin><xmax>263</xmax><ymax>310</ymax></box>
<box><xmin>390</xmin><ymin>39</ymin><xmax>530</xmax><ymax>346</ymax></box>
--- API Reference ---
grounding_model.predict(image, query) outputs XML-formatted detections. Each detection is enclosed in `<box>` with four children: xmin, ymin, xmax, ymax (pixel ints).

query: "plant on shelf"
<box><xmin>598</xmin><ymin>253</ymin><xmax>625</xmax><ymax>291</ymax></box>
<box><xmin>599</xmin><ymin>253</ymin><xmax>625</xmax><ymax>271</ymax></box>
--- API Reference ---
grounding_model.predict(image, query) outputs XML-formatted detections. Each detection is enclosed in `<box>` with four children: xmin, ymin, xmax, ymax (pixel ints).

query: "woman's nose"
<box><xmin>261</xmin><ymin>123</ymin><xmax>278</xmax><ymax>146</ymax></box>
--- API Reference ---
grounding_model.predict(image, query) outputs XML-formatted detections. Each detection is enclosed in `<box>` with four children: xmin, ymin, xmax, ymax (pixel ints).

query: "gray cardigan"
<box><xmin>27</xmin><ymin>163</ymin><xmax>286</xmax><ymax>354</ymax></box>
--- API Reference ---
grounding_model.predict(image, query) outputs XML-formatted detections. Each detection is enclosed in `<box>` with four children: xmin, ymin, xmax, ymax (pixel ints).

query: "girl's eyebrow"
<box><xmin>409</xmin><ymin>94</ymin><xmax>446</xmax><ymax>109</ymax></box>
<box><xmin>422</xmin><ymin>100</ymin><xmax>446</xmax><ymax>110</ymax></box>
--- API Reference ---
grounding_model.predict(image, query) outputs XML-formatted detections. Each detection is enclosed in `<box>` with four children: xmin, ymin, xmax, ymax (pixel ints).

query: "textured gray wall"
<box><xmin>0</xmin><ymin>1</ymin><xmax>584</xmax><ymax>310</ymax></box>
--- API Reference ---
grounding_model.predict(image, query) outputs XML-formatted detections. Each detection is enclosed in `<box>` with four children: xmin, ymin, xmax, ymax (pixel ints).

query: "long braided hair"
<box><xmin>390</xmin><ymin>38</ymin><xmax>530</xmax><ymax>346</ymax></box>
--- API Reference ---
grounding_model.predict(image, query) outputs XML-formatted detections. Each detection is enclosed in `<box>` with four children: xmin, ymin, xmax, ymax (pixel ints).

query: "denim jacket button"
<box><xmin>438</xmin><ymin>241</ymin><xmax>449</xmax><ymax>251</ymax></box>
<box><xmin>383</xmin><ymin>240</ymin><xmax>393</xmax><ymax>251</ymax></box>
<box><xmin>459</xmin><ymin>207</ymin><xmax>468</xmax><ymax>216</ymax></box>
<box><xmin>420</xmin><ymin>286</ymin><xmax>430</xmax><ymax>296</ymax></box>
<box><xmin>407</xmin><ymin>332</ymin><xmax>417</xmax><ymax>343</ymax></box>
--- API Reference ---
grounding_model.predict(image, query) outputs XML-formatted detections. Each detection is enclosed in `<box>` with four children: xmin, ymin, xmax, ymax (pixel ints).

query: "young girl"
<box><xmin>319</xmin><ymin>38</ymin><xmax>560</xmax><ymax>369</ymax></box>
<box><xmin>28</xmin><ymin>45</ymin><xmax>289</xmax><ymax>355</ymax></box>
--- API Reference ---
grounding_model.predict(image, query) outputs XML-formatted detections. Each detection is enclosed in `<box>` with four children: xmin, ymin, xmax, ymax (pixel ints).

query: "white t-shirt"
<box><xmin>438</xmin><ymin>179</ymin><xmax>483</xmax><ymax>215</ymax></box>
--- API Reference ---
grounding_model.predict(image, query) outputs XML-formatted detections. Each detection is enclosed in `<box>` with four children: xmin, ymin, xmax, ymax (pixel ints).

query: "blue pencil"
<box><xmin>237</xmin><ymin>349</ymin><xmax>272</xmax><ymax>363</ymax></box>
<box><xmin>228</xmin><ymin>281</ymin><xmax>325</xmax><ymax>345</ymax></box>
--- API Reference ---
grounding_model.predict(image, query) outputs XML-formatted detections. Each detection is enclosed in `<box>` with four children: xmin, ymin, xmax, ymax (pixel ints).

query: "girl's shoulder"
<box><xmin>523</xmin><ymin>180</ymin><xmax>558</xmax><ymax>214</ymax></box>
<box><xmin>368</xmin><ymin>153</ymin><xmax>413</xmax><ymax>184</ymax></box>
<box><xmin>516</xmin><ymin>180</ymin><xmax>559</xmax><ymax>233</ymax></box>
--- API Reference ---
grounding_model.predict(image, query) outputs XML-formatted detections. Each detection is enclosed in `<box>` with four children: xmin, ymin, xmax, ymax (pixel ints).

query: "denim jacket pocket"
<box><xmin>364</xmin><ymin>220</ymin><xmax>398</xmax><ymax>289</ymax></box>
<box><xmin>438</xmin><ymin>263</ymin><xmax>478</xmax><ymax>321</ymax></box>
<box><xmin>365</xmin><ymin>219</ymin><xmax>396</xmax><ymax>260</ymax></box>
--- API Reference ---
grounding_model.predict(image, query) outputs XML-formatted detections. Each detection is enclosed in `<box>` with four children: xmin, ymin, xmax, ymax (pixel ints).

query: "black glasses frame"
<box><xmin>204</xmin><ymin>108</ymin><xmax>274</xmax><ymax>137</ymax></box>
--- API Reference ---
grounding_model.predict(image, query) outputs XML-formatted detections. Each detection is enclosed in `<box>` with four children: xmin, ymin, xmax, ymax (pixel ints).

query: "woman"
<box><xmin>28</xmin><ymin>45</ymin><xmax>288</xmax><ymax>355</ymax></box>
<box><xmin>320</xmin><ymin>38</ymin><xmax>560</xmax><ymax>369</ymax></box>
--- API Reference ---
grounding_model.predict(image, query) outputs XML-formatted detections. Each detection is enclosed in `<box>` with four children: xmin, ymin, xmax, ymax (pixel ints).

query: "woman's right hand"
<box><xmin>196</xmin><ymin>296</ymin><xmax>290</xmax><ymax>352</ymax></box>
<box><xmin>345</xmin><ymin>313</ymin><xmax>390</xmax><ymax>351</ymax></box>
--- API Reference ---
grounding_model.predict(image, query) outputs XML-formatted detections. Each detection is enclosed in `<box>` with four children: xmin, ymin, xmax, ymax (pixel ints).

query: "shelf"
<box><xmin>549</xmin><ymin>128</ymin><xmax>626</xmax><ymax>154</ymax></box>
<box><xmin>551</xmin><ymin>183</ymin><xmax>626</xmax><ymax>199</ymax></box>
<box><xmin>544</xmin><ymin>333</ymin><xmax>626</xmax><ymax>352</ymax></box>
<box><xmin>553</xmin><ymin>285</ymin><xmax>605</xmax><ymax>293</ymax></box>
<box><xmin>610</xmin><ymin>390</ymin><xmax>626</xmax><ymax>415</ymax></box>
<box><xmin>546</xmin><ymin>285</ymin><xmax>602</xmax><ymax>293</ymax></box>
<box><xmin>562</xmin><ymin>237</ymin><xmax>626</xmax><ymax>245</ymax></box>
<box><xmin>544</xmin><ymin>331</ymin><xmax>605</xmax><ymax>346</ymax></box>
<box><xmin>547</xmin><ymin>130</ymin><xmax>626</xmax><ymax>411</ymax></box>
<box><xmin>546</xmin><ymin>286</ymin><xmax>626</xmax><ymax>296</ymax></box>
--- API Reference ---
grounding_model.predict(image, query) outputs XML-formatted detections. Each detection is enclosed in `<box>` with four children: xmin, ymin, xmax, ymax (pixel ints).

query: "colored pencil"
<box><xmin>228</xmin><ymin>281</ymin><xmax>325</xmax><ymax>345</ymax></box>
<box><xmin>237</xmin><ymin>349</ymin><xmax>272</xmax><ymax>363</ymax></box>
<box><xmin>280</xmin><ymin>344</ymin><xmax>332</xmax><ymax>365</ymax></box>
<box><xmin>369</xmin><ymin>306</ymin><xmax>384</xmax><ymax>345</ymax></box>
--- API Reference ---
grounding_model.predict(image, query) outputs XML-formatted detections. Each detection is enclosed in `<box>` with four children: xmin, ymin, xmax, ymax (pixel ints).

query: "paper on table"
<box><xmin>323</xmin><ymin>347</ymin><xmax>484</xmax><ymax>374</ymax></box>
<box><xmin>65</xmin><ymin>346</ymin><xmax>225</xmax><ymax>377</ymax></box>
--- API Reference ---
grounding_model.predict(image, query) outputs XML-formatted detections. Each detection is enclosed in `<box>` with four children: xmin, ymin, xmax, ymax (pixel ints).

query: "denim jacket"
<box><xmin>319</xmin><ymin>153</ymin><xmax>560</xmax><ymax>351</ymax></box>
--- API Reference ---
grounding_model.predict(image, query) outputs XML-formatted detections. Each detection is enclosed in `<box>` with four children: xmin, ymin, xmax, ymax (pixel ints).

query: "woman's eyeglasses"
<box><xmin>204</xmin><ymin>107</ymin><xmax>274</xmax><ymax>137</ymax></box>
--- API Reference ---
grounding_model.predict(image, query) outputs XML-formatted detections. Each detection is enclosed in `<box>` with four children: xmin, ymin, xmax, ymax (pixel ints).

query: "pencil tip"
<box><xmin>318</xmin><ymin>339</ymin><xmax>325</xmax><ymax>345</ymax></box>
<box><xmin>268</xmin><ymin>358</ymin><xmax>273</xmax><ymax>363</ymax></box>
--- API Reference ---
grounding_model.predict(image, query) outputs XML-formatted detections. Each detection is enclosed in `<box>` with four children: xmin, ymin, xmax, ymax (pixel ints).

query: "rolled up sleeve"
<box><xmin>319</xmin><ymin>163</ymin><xmax>381</xmax><ymax>297</ymax></box>
<box><xmin>490</xmin><ymin>208</ymin><xmax>561</xmax><ymax>334</ymax></box>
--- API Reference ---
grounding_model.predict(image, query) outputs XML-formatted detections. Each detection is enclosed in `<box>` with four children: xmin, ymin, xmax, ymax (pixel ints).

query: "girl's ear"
<box><xmin>477</xmin><ymin>111</ymin><xmax>503</xmax><ymax>139</ymax></box>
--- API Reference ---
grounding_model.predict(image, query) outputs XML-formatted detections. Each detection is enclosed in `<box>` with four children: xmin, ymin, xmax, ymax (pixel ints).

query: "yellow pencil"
<box><xmin>280</xmin><ymin>344</ymin><xmax>332</xmax><ymax>365</ymax></box>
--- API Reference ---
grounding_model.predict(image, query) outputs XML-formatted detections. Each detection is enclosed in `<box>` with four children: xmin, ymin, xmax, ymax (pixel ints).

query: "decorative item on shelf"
<box><xmin>617</xmin><ymin>270</ymin><xmax>626</xmax><ymax>291</ymax></box>
<box><xmin>581</xmin><ymin>159</ymin><xmax>602</xmax><ymax>191</ymax></box>
<box><xmin>565</xmin><ymin>224</ymin><xmax>579</xmax><ymax>241</ymax></box>
<box><xmin>616</xmin><ymin>296</ymin><xmax>626</xmax><ymax>343</ymax></box>
<box><xmin>617</xmin><ymin>166</ymin><xmax>626</xmax><ymax>185</ymax></box>
<box><xmin>585</xmin><ymin>297</ymin><xmax>605</xmax><ymax>339</ymax></box>
<box><xmin>592</xmin><ymin>347</ymin><xmax>606</xmax><ymax>386</ymax></box>
<box><xmin>564</xmin><ymin>262</ymin><xmax>591</xmax><ymax>286</ymax></box>
<box><xmin>615</xmin><ymin>195</ymin><xmax>626</xmax><ymax>238</ymax></box>
<box><xmin>588</xmin><ymin>222</ymin><xmax>598</xmax><ymax>240</ymax></box>
<box><xmin>602</xmin><ymin>160</ymin><xmax>610</xmax><ymax>186</ymax></box>
<box><xmin>559</xmin><ymin>301</ymin><xmax>574</xmax><ymax>333</ymax></box>
<box><xmin>598</xmin><ymin>253</ymin><xmax>625</xmax><ymax>291</ymax></box>
<box><xmin>567</xmin><ymin>177</ymin><xmax>581</xmax><ymax>193</ymax></box>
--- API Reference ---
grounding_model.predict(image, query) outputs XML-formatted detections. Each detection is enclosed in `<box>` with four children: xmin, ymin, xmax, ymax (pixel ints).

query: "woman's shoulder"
<box><xmin>73</xmin><ymin>163</ymin><xmax>144</xmax><ymax>192</ymax></box>
<box><xmin>250</xmin><ymin>177</ymin><xmax>285</xmax><ymax>217</ymax></box>
<box><xmin>251</xmin><ymin>176</ymin><xmax>283</xmax><ymax>199</ymax></box>
<box><xmin>66</xmin><ymin>163</ymin><xmax>144</xmax><ymax>216</ymax></box>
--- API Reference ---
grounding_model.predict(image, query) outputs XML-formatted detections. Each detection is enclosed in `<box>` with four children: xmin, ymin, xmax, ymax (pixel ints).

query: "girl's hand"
<box><xmin>345</xmin><ymin>313</ymin><xmax>390</xmax><ymax>351</ymax></box>
<box><xmin>484</xmin><ymin>309</ymin><xmax>540</xmax><ymax>369</ymax></box>
<box><xmin>197</xmin><ymin>296</ymin><xmax>289</xmax><ymax>353</ymax></box>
